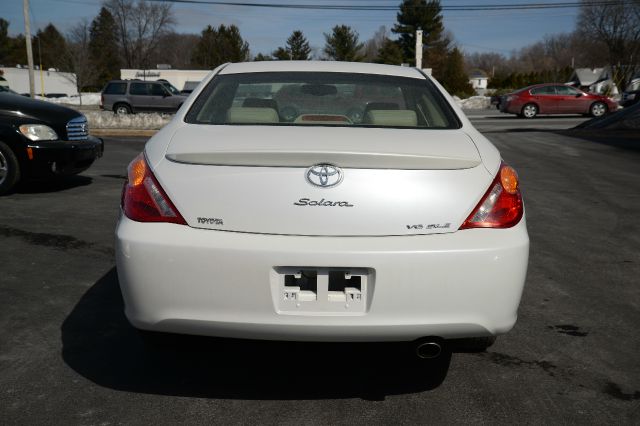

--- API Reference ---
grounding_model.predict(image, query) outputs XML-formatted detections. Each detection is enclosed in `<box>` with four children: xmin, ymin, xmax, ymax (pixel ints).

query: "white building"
<box><xmin>120</xmin><ymin>69</ymin><xmax>211</xmax><ymax>92</ymax></box>
<box><xmin>468</xmin><ymin>70</ymin><xmax>489</xmax><ymax>95</ymax></box>
<box><xmin>0</xmin><ymin>67</ymin><xmax>78</xmax><ymax>96</ymax></box>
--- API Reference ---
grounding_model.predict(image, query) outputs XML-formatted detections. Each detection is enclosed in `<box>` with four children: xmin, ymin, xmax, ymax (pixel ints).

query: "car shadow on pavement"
<box><xmin>559</xmin><ymin>129</ymin><xmax>640</xmax><ymax>152</ymax></box>
<box><xmin>61</xmin><ymin>268</ymin><xmax>452</xmax><ymax>400</ymax></box>
<box><xmin>16</xmin><ymin>175</ymin><xmax>93</xmax><ymax>194</ymax></box>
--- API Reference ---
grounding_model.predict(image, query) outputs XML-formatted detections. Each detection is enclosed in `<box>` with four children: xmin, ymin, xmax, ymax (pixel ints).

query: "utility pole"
<box><xmin>23</xmin><ymin>0</ymin><xmax>35</xmax><ymax>97</ymax></box>
<box><xmin>37</xmin><ymin>36</ymin><xmax>44</xmax><ymax>97</ymax></box>
<box><xmin>415</xmin><ymin>29</ymin><xmax>423</xmax><ymax>69</ymax></box>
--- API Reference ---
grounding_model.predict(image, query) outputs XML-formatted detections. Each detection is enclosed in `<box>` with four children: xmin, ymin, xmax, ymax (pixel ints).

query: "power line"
<box><xmin>134</xmin><ymin>0</ymin><xmax>631</xmax><ymax>11</ymax></box>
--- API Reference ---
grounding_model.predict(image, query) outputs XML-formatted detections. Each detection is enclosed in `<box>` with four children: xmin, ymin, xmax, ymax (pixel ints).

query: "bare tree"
<box><xmin>465</xmin><ymin>52</ymin><xmax>508</xmax><ymax>76</ymax></box>
<box><xmin>104</xmin><ymin>0</ymin><xmax>174</xmax><ymax>69</ymax></box>
<box><xmin>362</xmin><ymin>26</ymin><xmax>389</xmax><ymax>62</ymax></box>
<box><xmin>61</xmin><ymin>22</ymin><xmax>98</xmax><ymax>105</ymax></box>
<box><xmin>578</xmin><ymin>0</ymin><xmax>640</xmax><ymax>89</ymax></box>
<box><xmin>149</xmin><ymin>32</ymin><xmax>199</xmax><ymax>69</ymax></box>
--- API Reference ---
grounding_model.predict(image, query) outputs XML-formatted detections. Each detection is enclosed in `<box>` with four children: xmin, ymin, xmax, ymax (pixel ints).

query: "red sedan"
<box><xmin>500</xmin><ymin>83</ymin><xmax>617</xmax><ymax>118</ymax></box>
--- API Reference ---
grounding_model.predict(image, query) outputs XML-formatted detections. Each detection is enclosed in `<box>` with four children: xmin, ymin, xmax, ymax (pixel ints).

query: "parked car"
<box><xmin>620</xmin><ymin>90</ymin><xmax>639</xmax><ymax>107</ymax></box>
<box><xmin>0</xmin><ymin>85</ymin><xmax>18</xmax><ymax>95</ymax></box>
<box><xmin>116</xmin><ymin>61</ymin><xmax>529</xmax><ymax>359</ymax></box>
<box><xmin>499</xmin><ymin>83</ymin><xmax>618</xmax><ymax>118</ymax></box>
<box><xmin>490</xmin><ymin>94</ymin><xmax>502</xmax><ymax>109</ymax></box>
<box><xmin>0</xmin><ymin>92</ymin><xmax>103</xmax><ymax>195</ymax></box>
<box><xmin>100</xmin><ymin>79</ymin><xmax>187</xmax><ymax>114</ymax></box>
<box><xmin>180</xmin><ymin>80</ymin><xmax>201</xmax><ymax>94</ymax></box>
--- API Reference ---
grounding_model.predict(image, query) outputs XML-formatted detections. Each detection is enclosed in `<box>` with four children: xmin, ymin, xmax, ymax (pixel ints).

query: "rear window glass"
<box><xmin>185</xmin><ymin>72</ymin><xmax>460</xmax><ymax>129</ymax></box>
<box><xmin>104</xmin><ymin>82</ymin><xmax>127</xmax><ymax>95</ymax></box>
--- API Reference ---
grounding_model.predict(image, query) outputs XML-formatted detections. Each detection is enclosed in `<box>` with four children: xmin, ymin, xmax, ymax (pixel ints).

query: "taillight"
<box><xmin>100</xmin><ymin>94</ymin><xmax>104</xmax><ymax>107</ymax></box>
<box><xmin>460</xmin><ymin>163</ymin><xmax>523</xmax><ymax>229</ymax></box>
<box><xmin>121</xmin><ymin>153</ymin><xmax>186</xmax><ymax>224</ymax></box>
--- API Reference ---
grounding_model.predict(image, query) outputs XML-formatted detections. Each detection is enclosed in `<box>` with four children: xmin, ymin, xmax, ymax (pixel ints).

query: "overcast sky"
<box><xmin>3</xmin><ymin>0</ymin><xmax>579</xmax><ymax>59</ymax></box>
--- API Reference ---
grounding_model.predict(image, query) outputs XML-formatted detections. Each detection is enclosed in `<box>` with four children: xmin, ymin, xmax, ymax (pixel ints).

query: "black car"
<box><xmin>0</xmin><ymin>92</ymin><xmax>103</xmax><ymax>195</ymax></box>
<box><xmin>620</xmin><ymin>90</ymin><xmax>639</xmax><ymax>107</ymax></box>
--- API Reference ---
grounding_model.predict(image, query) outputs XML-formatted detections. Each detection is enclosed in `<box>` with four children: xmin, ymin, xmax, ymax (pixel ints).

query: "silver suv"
<box><xmin>100</xmin><ymin>80</ymin><xmax>187</xmax><ymax>114</ymax></box>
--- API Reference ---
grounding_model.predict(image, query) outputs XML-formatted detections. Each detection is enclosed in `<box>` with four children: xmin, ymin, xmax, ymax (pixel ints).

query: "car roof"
<box><xmin>517</xmin><ymin>82</ymin><xmax>572</xmax><ymax>92</ymax></box>
<box><xmin>219</xmin><ymin>61</ymin><xmax>426</xmax><ymax>79</ymax></box>
<box><xmin>524</xmin><ymin>83</ymin><xmax>561</xmax><ymax>88</ymax></box>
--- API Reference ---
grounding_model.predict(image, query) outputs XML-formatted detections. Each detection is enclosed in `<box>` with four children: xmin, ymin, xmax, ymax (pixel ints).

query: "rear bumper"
<box><xmin>25</xmin><ymin>136</ymin><xmax>103</xmax><ymax>177</ymax></box>
<box><xmin>115</xmin><ymin>215</ymin><xmax>529</xmax><ymax>342</ymax></box>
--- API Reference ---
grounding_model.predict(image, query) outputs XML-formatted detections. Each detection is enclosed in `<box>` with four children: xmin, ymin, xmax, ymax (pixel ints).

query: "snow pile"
<box><xmin>86</xmin><ymin>111</ymin><xmax>172</xmax><ymax>129</ymax></box>
<box><xmin>457</xmin><ymin>96</ymin><xmax>492</xmax><ymax>110</ymax></box>
<box><xmin>36</xmin><ymin>92</ymin><xmax>101</xmax><ymax>106</ymax></box>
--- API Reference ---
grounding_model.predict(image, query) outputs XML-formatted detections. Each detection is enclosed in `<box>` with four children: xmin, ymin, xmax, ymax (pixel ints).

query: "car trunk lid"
<box><xmin>155</xmin><ymin>125</ymin><xmax>492</xmax><ymax>236</ymax></box>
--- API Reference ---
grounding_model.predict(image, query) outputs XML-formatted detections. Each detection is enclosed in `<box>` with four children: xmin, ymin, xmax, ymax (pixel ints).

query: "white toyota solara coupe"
<box><xmin>116</xmin><ymin>61</ymin><xmax>529</xmax><ymax>357</ymax></box>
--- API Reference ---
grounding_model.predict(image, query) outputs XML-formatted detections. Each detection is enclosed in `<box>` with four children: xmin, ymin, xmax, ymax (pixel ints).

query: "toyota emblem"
<box><xmin>306</xmin><ymin>164</ymin><xmax>343</xmax><ymax>188</ymax></box>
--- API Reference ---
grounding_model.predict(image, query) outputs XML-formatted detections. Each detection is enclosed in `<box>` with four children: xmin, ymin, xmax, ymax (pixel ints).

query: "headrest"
<box><xmin>227</xmin><ymin>107</ymin><xmax>279</xmax><ymax>124</ymax></box>
<box><xmin>364</xmin><ymin>102</ymin><xmax>399</xmax><ymax>114</ymax></box>
<box><xmin>364</xmin><ymin>110</ymin><xmax>418</xmax><ymax>127</ymax></box>
<box><xmin>242</xmin><ymin>98</ymin><xmax>278</xmax><ymax>110</ymax></box>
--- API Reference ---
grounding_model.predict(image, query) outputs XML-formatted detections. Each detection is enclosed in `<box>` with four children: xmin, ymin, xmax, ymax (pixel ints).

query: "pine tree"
<box><xmin>0</xmin><ymin>19</ymin><xmax>9</xmax><ymax>63</ymax></box>
<box><xmin>33</xmin><ymin>24</ymin><xmax>67</xmax><ymax>70</ymax></box>
<box><xmin>192</xmin><ymin>25</ymin><xmax>216</xmax><ymax>68</ymax></box>
<box><xmin>0</xmin><ymin>20</ymin><xmax>27</xmax><ymax>67</ymax></box>
<box><xmin>253</xmin><ymin>53</ymin><xmax>273</xmax><ymax>61</ymax></box>
<box><xmin>375</xmin><ymin>38</ymin><xmax>404</xmax><ymax>65</ymax></box>
<box><xmin>272</xmin><ymin>47</ymin><xmax>290</xmax><ymax>60</ymax></box>
<box><xmin>215</xmin><ymin>25</ymin><xmax>250</xmax><ymax>65</ymax></box>
<box><xmin>439</xmin><ymin>47</ymin><xmax>474</xmax><ymax>97</ymax></box>
<box><xmin>392</xmin><ymin>0</ymin><xmax>450</xmax><ymax>75</ymax></box>
<box><xmin>323</xmin><ymin>25</ymin><xmax>364</xmax><ymax>61</ymax></box>
<box><xmin>287</xmin><ymin>30</ymin><xmax>311</xmax><ymax>60</ymax></box>
<box><xmin>192</xmin><ymin>25</ymin><xmax>249</xmax><ymax>69</ymax></box>
<box><xmin>6</xmin><ymin>35</ymin><xmax>27</xmax><ymax>66</ymax></box>
<box><xmin>273</xmin><ymin>30</ymin><xmax>311</xmax><ymax>60</ymax></box>
<box><xmin>89</xmin><ymin>8</ymin><xmax>121</xmax><ymax>87</ymax></box>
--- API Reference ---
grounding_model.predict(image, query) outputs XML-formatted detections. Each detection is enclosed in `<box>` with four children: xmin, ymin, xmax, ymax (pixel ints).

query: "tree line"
<box><xmin>1</xmin><ymin>0</ymin><xmax>638</xmax><ymax>96</ymax></box>
<box><xmin>466</xmin><ymin>1</ymin><xmax>640</xmax><ymax>91</ymax></box>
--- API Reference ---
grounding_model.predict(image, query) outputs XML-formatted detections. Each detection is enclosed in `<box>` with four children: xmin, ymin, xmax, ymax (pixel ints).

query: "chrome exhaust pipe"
<box><xmin>416</xmin><ymin>341</ymin><xmax>442</xmax><ymax>359</ymax></box>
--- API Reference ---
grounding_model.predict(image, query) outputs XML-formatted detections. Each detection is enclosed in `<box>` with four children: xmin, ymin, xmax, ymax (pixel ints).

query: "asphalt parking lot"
<box><xmin>1</xmin><ymin>117</ymin><xmax>639</xmax><ymax>424</ymax></box>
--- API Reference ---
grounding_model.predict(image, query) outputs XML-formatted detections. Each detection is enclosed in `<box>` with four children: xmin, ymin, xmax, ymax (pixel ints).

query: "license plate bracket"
<box><xmin>273</xmin><ymin>267</ymin><xmax>372</xmax><ymax>315</ymax></box>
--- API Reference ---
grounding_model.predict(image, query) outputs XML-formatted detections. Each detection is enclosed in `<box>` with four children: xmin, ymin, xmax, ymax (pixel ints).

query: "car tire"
<box><xmin>114</xmin><ymin>103</ymin><xmax>132</xmax><ymax>115</ymax></box>
<box><xmin>521</xmin><ymin>103</ymin><xmax>538</xmax><ymax>119</ymax></box>
<box><xmin>589</xmin><ymin>102</ymin><xmax>607</xmax><ymax>118</ymax></box>
<box><xmin>0</xmin><ymin>141</ymin><xmax>20</xmax><ymax>196</ymax></box>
